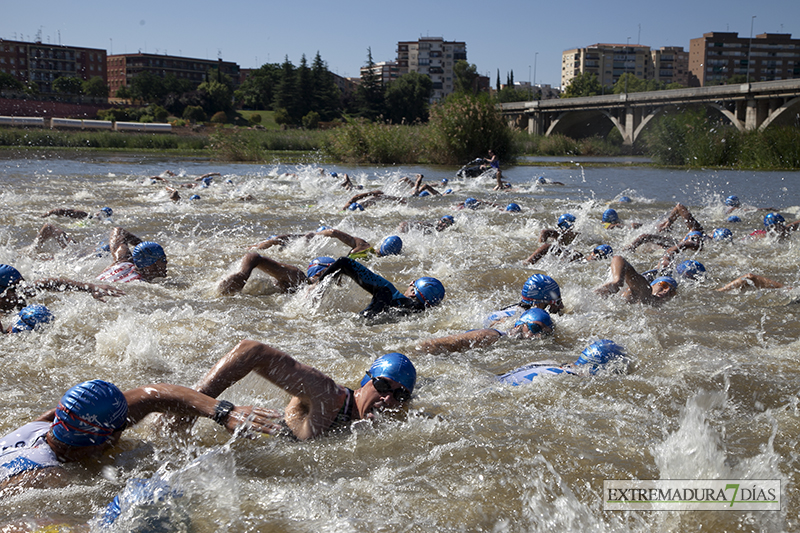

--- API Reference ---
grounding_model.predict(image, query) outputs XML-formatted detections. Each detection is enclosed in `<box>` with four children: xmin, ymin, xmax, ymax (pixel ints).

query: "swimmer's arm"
<box><xmin>124</xmin><ymin>383</ymin><xmax>281</xmax><ymax>435</ymax></box>
<box><xmin>24</xmin><ymin>278</ymin><xmax>125</xmax><ymax>301</ymax></box>
<box><xmin>417</xmin><ymin>329</ymin><xmax>502</xmax><ymax>355</ymax></box>
<box><xmin>716</xmin><ymin>273</ymin><xmax>785</xmax><ymax>292</ymax></box>
<box><xmin>317</xmin><ymin>229</ymin><xmax>371</xmax><ymax>255</ymax></box>
<box><xmin>195</xmin><ymin>172</ymin><xmax>221</xmax><ymax>181</ymax></box>
<box><xmin>626</xmin><ymin>233</ymin><xmax>675</xmax><ymax>251</ymax></box>
<box><xmin>539</xmin><ymin>228</ymin><xmax>560</xmax><ymax>243</ymax></box>
<box><xmin>785</xmin><ymin>220</ymin><xmax>800</xmax><ymax>232</ymax></box>
<box><xmin>108</xmin><ymin>227</ymin><xmax>141</xmax><ymax>263</ymax></box>
<box><xmin>249</xmin><ymin>233</ymin><xmax>311</xmax><ymax>250</ymax></box>
<box><xmin>40</xmin><ymin>208</ymin><xmax>89</xmax><ymax>219</ymax></box>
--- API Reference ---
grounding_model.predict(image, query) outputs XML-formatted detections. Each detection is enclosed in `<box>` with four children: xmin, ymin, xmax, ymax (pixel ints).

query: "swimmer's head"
<box><xmin>521</xmin><ymin>274</ymin><xmax>563</xmax><ymax>311</ymax></box>
<box><xmin>347</xmin><ymin>202</ymin><xmax>364</xmax><ymax>211</ymax></box>
<box><xmin>676</xmin><ymin>260</ymin><xmax>706</xmax><ymax>280</ymax></box>
<box><xmin>464</xmin><ymin>198</ymin><xmax>479</xmax><ymax>209</ymax></box>
<box><xmin>602</xmin><ymin>209</ymin><xmax>619</xmax><ymax>223</ymax></box>
<box><xmin>307</xmin><ymin>256</ymin><xmax>335</xmax><ymax>280</ymax></box>
<box><xmin>11</xmin><ymin>304</ymin><xmax>54</xmax><ymax>333</ymax></box>
<box><xmin>189</xmin><ymin>194</ymin><xmax>201</xmax><ymax>200</ymax></box>
<box><xmin>712</xmin><ymin>228</ymin><xmax>733</xmax><ymax>242</ymax></box>
<box><xmin>725</xmin><ymin>195</ymin><xmax>740</xmax><ymax>207</ymax></box>
<box><xmin>411</xmin><ymin>277</ymin><xmax>445</xmax><ymax>307</ymax></box>
<box><xmin>437</xmin><ymin>215</ymin><xmax>455</xmax><ymax>231</ymax></box>
<box><xmin>727</xmin><ymin>215</ymin><xmax>741</xmax><ymax>223</ymax></box>
<box><xmin>378</xmin><ymin>236</ymin><xmax>403</xmax><ymax>256</ymax></box>
<box><xmin>505</xmin><ymin>203</ymin><xmax>521</xmax><ymax>212</ymax></box>
<box><xmin>441</xmin><ymin>178</ymin><xmax>449</xmax><ymax>185</ymax></box>
<box><xmin>512</xmin><ymin>308</ymin><xmax>554</xmax><ymax>336</ymax></box>
<box><xmin>0</xmin><ymin>264</ymin><xmax>23</xmax><ymax>291</ymax></box>
<box><xmin>316</xmin><ymin>225</ymin><xmax>330</xmax><ymax>233</ymax></box>
<box><xmin>131</xmin><ymin>242</ymin><xmax>166</xmax><ymax>269</ymax></box>
<box><xmin>98</xmin><ymin>207</ymin><xmax>113</xmax><ymax>218</ymax></box>
<box><xmin>650</xmin><ymin>276</ymin><xmax>678</xmax><ymax>297</ymax></box>
<box><xmin>683</xmin><ymin>230</ymin><xmax>705</xmax><ymax>243</ymax></box>
<box><xmin>51</xmin><ymin>380</ymin><xmax>128</xmax><ymax>447</ymax></box>
<box><xmin>536</xmin><ymin>177</ymin><xmax>546</xmax><ymax>184</ymax></box>
<box><xmin>618</xmin><ymin>196</ymin><xmax>632</xmax><ymax>203</ymax></box>
<box><xmin>418</xmin><ymin>190</ymin><xmax>431</xmax><ymax>197</ymax></box>
<box><xmin>557</xmin><ymin>213</ymin><xmax>576</xmax><ymax>230</ymax></box>
<box><xmin>591</xmin><ymin>244</ymin><xmax>613</xmax><ymax>259</ymax></box>
<box><xmin>575</xmin><ymin>340</ymin><xmax>626</xmax><ymax>373</ymax></box>
<box><xmin>764</xmin><ymin>212</ymin><xmax>785</xmax><ymax>229</ymax></box>
<box><xmin>360</xmin><ymin>352</ymin><xmax>416</xmax><ymax>396</ymax></box>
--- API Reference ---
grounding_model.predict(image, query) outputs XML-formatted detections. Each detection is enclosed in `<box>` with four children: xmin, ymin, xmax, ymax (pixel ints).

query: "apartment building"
<box><xmin>396</xmin><ymin>37</ymin><xmax>467</xmax><ymax>101</ymax></box>
<box><xmin>562</xmin><ymin>44</ymin><xmax>652</xmax><ymax>89</ymax></box>
<box><xmin>689</xmin><ymin>32</ymin><xmax>800</xmax><ymax>86</ymax></box>
<box><xmin>0</xmin><ymin>38</ymin><xmax>106</xmax><ymax>94</ymax></box>
<box><xmin>106</xmin><ymin>53</ymin><xmax>240</xmax><ymax>95</ymax></box>
<box><xmin>651</xmin><ymin>46</ymin><xmax>689</xmax><ymax>86</ymax></box>
<box><xmin>360</xmin><ymin>60</ymin><xmax>401</xmax><ymax>86</ymax></box>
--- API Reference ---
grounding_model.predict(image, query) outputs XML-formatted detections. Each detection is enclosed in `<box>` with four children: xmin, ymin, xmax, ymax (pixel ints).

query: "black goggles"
<box><xmin>366</xmin><ymin>371</ymin><xmax>411</xmax><ymax>402</ymax></box>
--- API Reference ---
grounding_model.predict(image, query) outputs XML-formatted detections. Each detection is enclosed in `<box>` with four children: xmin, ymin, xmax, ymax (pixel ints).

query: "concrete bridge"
<box><xmin>500</xmin><ymin>79</ymin><xmax>800</xmax><ymax>146</ymax></box>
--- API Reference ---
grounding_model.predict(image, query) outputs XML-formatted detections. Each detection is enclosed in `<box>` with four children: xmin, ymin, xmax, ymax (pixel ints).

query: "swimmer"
<box><xmin>455</xmin><ymin>197</ymin><xmax>502</xmax><ymax>210</ymax></box>
<box><xmin>0</xmin><ymin>379</ymin><xmax>275</xmax><ymax>493</ymax></box>
<box><xmin>498</xmin><ymin>339</ymin><xmax>628</xmax><ymax>384</ymax></box>
<box><xmin>343</xmin><ymin>190</ymin><xmax>406</xmax><ymax>211</ymax></box>
<box><xmin>338</xmin><ymin>173</ymin><xmax>363</xmax><ymax>191</ymax></box>
<box><xmin>398</xmin><ymin>215</ymin><xmax>456</xmax><ymax>234</ymax></box>
<box><xmin>417</xmin><ymin>308</ymin><xmax>553</xmax><ymax>355</ymax></box>
<box><xmin>715</xmin><ymin>273</ymin><xmax>788</xmax><ymax>292</ymax></box>
<box><xmin>171</xmin><ymin>340</ymin><xmax>417</xmax><ymax>440</ymax></box>
<box><xmin>527</xmin><ymin>242</ymin><xmax>613</xmax><ymax>266</ymax></box>
<box><xmin>217</xmin><ymin>255</ymin><xmax>335</xmax><ymax>295</ymax></box>
<box><xmin>600</xmin><ymin>208</ymin><xmax>642</xmax><ymax>230</ymax></box>
<box><xmin>33</xmin><ymin>209</ymin><xmax>114</xmax><ymax>251</ymax></box>
<box><xmin>96</xmin><ymin>227</ymin><xmax>167</xmax><ymax>283</ymax></box>
<box><xmin>0</xmin><ymin>264</ymin><xmax>123</xmax><ymax>313</ymax></box>
<box><xmin>595</xmin><ymin>255</ymin><xmax>678</xmax><ymax>305</ymax></box>
<box><xmin>316</xmin><ymin>257</ymin><xmax>444</xmax><ymax>319</ymax></box>
<box><xmin>749</xmin><ymin>212</ymin><xmax>800</xmax><ymax>240</ymax></box>
<box><xmin>40</xmin><ymin>207</ymin><xmax>113</xmax><ymax>221</ymax></box>
<box><xmin>397</xmin><ymin>174</ymin><xmax>442</xmax><ymax>197</ymax></box>
<box><xmin>484</xmin><ymin>273</ymin><xmax>565</xmax><ymax>330</ymax></box>
<box><xmin>524</xmin><ymin>213</ymin><xmax>580</xmax><ymax>264</ymax></box>
<box><xmin>0</xmin><ymin>304</ymin><xmax>54</xmax><ymax>333</ymax></box>
<box><xmin>655</xmin><ymin>203</ymin><xmax>705</xmax><ymax>234</ymax></box>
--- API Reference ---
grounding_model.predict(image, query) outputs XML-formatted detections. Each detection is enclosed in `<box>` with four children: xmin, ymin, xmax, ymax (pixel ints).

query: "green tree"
<box><xmin>310</xmin><ymin>52</ymin><xmax>341</xmax><ymax>121</ymax></box>
<box><xmin>496</xmin><ymin>69</ymin><xmax>501</xmax><ymax>92</ymax></box>
<box><xmin>274</xmin><ymin>56</ymin><xmax>299</xmax><ymax>123</ymax></box>
<box><xmin>563</xmin><ymin>72</ymin><xmax>603</xmax><ymax>98</ymax></box>
<box><xmin>82</xmin><ymin>76</ymin><xmax>109</xmax><ymax>98</ymax></box>
<box><xmin>128</xmin><ymin>71</ymin><xmax>166</xmax><ymax>103</ymax></box>
<box><xmin>52</xmin><ymin>76</ymin><xmax>83</xmax><ymax>95</ymax></box>
<box><xmin>295</xmin><ymin>54</ymin><xmax>313</xmax><ymax>122</ymax></box>
<box><xmin>197</xmin><ymin>78</ymin><xmax>233</xmax><ymax>114</ymax></box>
<box><xmin>384</xmin><ymin>71</ymin><xmax>433</xmax><ymax>124</ymax></box>
<box><xmin>115</xmin><ymin>85</ymin><xmax>132</xmax><ymax>99</ymax></box>
<box><xmin>453</xmin><ymin>60</ymin><xmax>480</xmax><ymax>95</ymax></box>
<box><xmin>495</xmin><ymin>85</ymin><xmax>530</xmax><ymax>103</ymax></box>
<box><xmin>355</xmin><ymin>47</ymin><xmax>385</xmax><ymax>121</ymax></box>
<box><xmin>235</xmin><ymin>63</ymin><xmax>281</xmax><ymax>110</ymax></box>
<box><xmin>0</xmin><ymin>72</ymin><xmax>24</xmax><ymax>92</ymax></box>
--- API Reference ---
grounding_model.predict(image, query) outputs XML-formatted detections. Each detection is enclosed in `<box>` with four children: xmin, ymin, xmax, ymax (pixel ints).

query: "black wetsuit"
<box><xmin>318</xmin><ymin>257</ymin><xmax>424</xmax><ymax>319</ymax></box>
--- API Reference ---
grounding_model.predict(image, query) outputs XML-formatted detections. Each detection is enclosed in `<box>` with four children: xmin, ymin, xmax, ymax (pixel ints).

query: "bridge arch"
<box><xmin>758</xmin><ymin>95</ymin><xmax>800</xmax><ymax>131</ymax></box>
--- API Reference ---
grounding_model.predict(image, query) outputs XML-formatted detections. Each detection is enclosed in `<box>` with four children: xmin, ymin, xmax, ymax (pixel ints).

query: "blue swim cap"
<box><xmin>683</xmin><ymin>230</ymin><xmax>705</xmax><ymax>242</ymax></box>
<box><xmin>11</xmin><ymin>304</ymin><xmax>54</xmax><ymax>333</ymax></box>
<box><xmin>557</xmin><ymin>213</ymin><xmax>576</xmax><ymax>230</ymax></box>
<box><xmin>650</xmin><ymin>276</ymin><xmax>678</xmax><ymax>291</ymax></box>
<box><xmin>712</xmin><ymin>228</ymin><xmax>733</xmax><ymax>241</ymax></box>
<box><xmin>444</xmin><ymin>188</ymin><xmax>453</xmax><ymax>194</ymax></box>
<box><xmin>441</xmin><ymin>178</ymin><xmax>449</xmax><ymax>185</ymax></box>
<box><xmin>348</xmin><ymin>202</ymin><xmax>364</xmax><ymax>211</ymax></box>
<box><xmin>360</xmin><ymin>352</ymin><xmax>416</xmax><ymax>393</ymax></box>
<box><xmin>0</xmin><ymin>264</ymin><xmax>23</xmax><ymax>291</ymax></box>
<box><xmin>676</xmin><ymin>260</ymin><xmax>706</xmax><ymax>280</ymax></box>
<box><xmin>727</xmin><ymin>215</ymin><xmax>741</xmax><ymax>223</ymax></box>
<box><xmin>618</xmin><ymin>196</ymin><xmax>632</xmax><ymax>203</ymax></box>
<box><xmin>602</xmin><ymin>209</ymin><xmax>619</xmax><ymax>223</ymax></box>
<box><xmin>514</xmin><ymin>308</ymin><xmax>553</xmax><ymax>333</ymax></box>
<box><xmin>418</xmin><ymin>190</ymin><xmax>431</xmax><ymax>197</ymax></box>
<box><xmin>764</xmin><ymin>212</ymin><xmax>785</xmax><ymax>228</ymax></box>
<box><xmin>575</xmin><ymin>340</ymin><xmax>626</xmax><ymax>370</ymax></box>
<box><xmin>464</xmin><ymin>198</ymin><xmax>478</xmax><ymax>209</ymax></box>
<box><xmin>412</xmin><ymin>277</ymin><xmax>445</xmax><ymax>307</ymax></box>
<box><xmin>536</xmin><ymin>177</ymin><xmax>546</xmax><ymax>184</ymax></box>
<box><xmin>378</xmin><ymin>236</ymin><xmax>403</xmax><ymax>256</ymax></box>
<box><xmin>99</xmin><ymin>207</ymin><xmax>113</xmax><ymax>217</ymax></box>
<box><xmin>189</xmin><ymin>194</ymin><xmax>201</xmax><ymax>200</ymax></box>
<box><xmin>724</xmin><ymin>195</ymin><xmax>740</xmax><ymax>207</ymax></box>
<box><xmin>131</xmin><ymin>241</ymin><xmax>166</xmax><ymax>269</ymax></box>
<box><xmin>505</xmin><ymin>203</ymin><xmax>521</xmax><ymax>212</ymax></box>
<box><xmin>592</xmin><ymin>244</ymin><xmax>613</xmax><ymax>258</ymax></box>
<box><xmin>521</xmin><ymin>274</ymin><xmax>562</xmax><ymax>305</ymax></box>
<box><xmin>330</xmin><ymin>171</ymin><xmax>338</xmax><ymax>178</ymax></box>
<box><xmin>307</xmin><ymin>256</ymin><xmax>335</xmax><ymax>279</ymax></box>
<box><xmin>440</xmin><ymin>215</ymin><xmax>455</xmax><ymax>225</ymax></box>
<box><xmin>201</xmin><ymin>176</ymin><xmax>214</xmax><ymax>185</ymax></box>
<box><xmin>52</xmin><ymin>380</ymin><xmax>128</xmax><ymax>447</ymax></box>
<box><xmin>316</xmin><ymin>225</ymin><xmax>329</xmax><ymax>232</ymax></box>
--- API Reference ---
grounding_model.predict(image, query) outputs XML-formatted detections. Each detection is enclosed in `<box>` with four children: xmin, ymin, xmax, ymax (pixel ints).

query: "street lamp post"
<box><xmin>625</xmin><ymin>37</ymin><xmax>631</xmax><ymax>94</ymax></box>
<box><xmin>528</xmin><ymin>65</ymin><xmax>532</xmax><ymax>100</ymax></box>
<box><xmin>746</xmin><ymin>15</ymin><xmax>756</xmax><ymax>85</ymax></box>
<box><xmin>534</xmin><ymin>52</ymin><xmax>538</xmax><ymax>98</ymax></box>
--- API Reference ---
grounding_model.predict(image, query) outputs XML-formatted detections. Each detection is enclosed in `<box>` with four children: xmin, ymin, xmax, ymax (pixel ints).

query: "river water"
<box><xmin>0</xmin><ymin>151</ymin><xmax>799</xmax><ymax>532</ymax></box>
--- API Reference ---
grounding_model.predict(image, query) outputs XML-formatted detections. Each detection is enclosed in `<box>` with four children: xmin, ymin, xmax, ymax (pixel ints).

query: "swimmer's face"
<box><xmin>651</xmin><ymin>281</ymin><xmax>677</xmax><ymax>299</ymax></box>
<box><xmin>508</xmin><ymin>321</ymin><xmax>553</xmax><ymax>339</ymax></box>
<box><xmin>139</xmin><ymin>257</ymin><xmax>168</xmax><ymax>280</ymax></box>
<box><xmin>0</xmin><ymin>283</ymin><xmax>23</xmax><ymax>313</ymax></box>
<box><xmin>358</xmin><ymin>376</ymin><xmax>409</xmax><ymax>419</ymax></box>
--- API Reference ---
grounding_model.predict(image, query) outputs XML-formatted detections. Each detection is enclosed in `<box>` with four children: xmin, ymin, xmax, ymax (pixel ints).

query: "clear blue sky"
<box><xmin>3</xmin><ymin>0</ymin><xmax>798</xmax><ymax>88</ymax></box>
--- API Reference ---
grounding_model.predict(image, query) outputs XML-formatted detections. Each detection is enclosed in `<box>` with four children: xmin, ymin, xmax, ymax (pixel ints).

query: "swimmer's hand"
<box><xmin>89</xmin><ymin>283</ymin><xmax>126</xmax><ymax>301</ymax></box>
<box><xmin>226</xmin><ymin>406</ymin><xmax>284</xmax><ymax>436</ymax></box>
